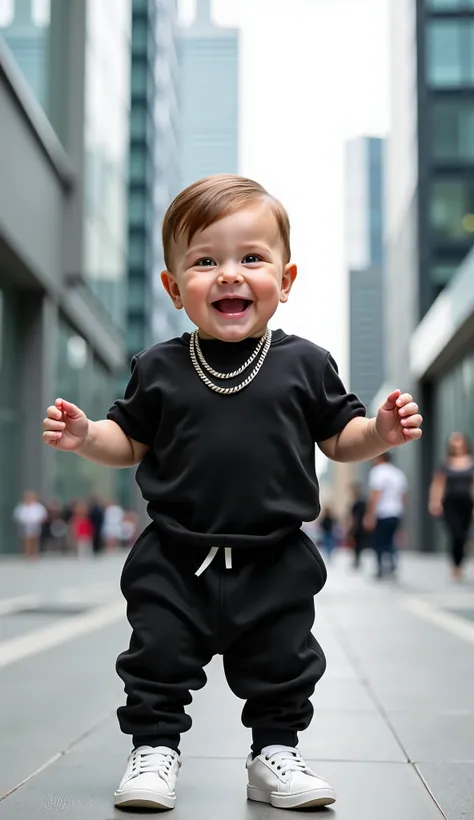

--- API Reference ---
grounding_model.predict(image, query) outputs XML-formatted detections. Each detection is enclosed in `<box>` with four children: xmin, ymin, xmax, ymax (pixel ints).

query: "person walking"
<box><xmin>319</xmin><ymin>505</ymin><xmax>337</xmax><ymax>560</ymax></box>
<box><xmin>365</xmin><ymin>453</ymin><xmax>407</xmax><ymax>578</ymax></box>
<box><xmin>12</xmin><ymin>490</ymin><xmax>47</xmax><ymax>559</ymax></box>
<box><xmin>88</xmin><ymin>494</ymin><xmax>105</xmax><ymax>555</ymax></box>
<box><xmin>347</xmin><ymin>484</ymin><xmax>368</xmax><ymax>569</ymax></box>
<box><xmin>70</xmin><ymin>501</ymin><xmax>95</xmax><ymax>559</ymax></box>
<box><xmin>429</xmin><ymin>432</ymin><xmax>474</xmax><ymax>581</ymax></box>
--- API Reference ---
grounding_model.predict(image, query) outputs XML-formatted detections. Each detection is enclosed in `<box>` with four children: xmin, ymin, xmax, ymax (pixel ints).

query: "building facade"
<box><xmin>127</xmin><ymin>0</ymin><xmax>184</xmax><ymax>362</ymax></box>
<box><xmin>178</xmin><ymin>0</ymin><xmax>239</xmax><ymax>187</ymax></box>
<box><xmin>118</xmin><ymin>0</ymin><xmax>187</xmax><ymax>510</ymax></box>
<box><xmin>382</xmin><ymin>0</ymin><xmax>474</xmax><ymax>549</ymax></box>
<box><xmin>346</xmin><ymin>137</ymin><xmax>384</xmax><ymax>411</ymax></box>
<box><xmin>0</xmin><ymin>0</ymin><xmax>131</xmax><ymax>550</ymax></box>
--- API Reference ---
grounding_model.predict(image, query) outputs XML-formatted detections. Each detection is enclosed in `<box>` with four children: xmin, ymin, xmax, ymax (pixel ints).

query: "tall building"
<box><xmin>1</xmin><ymin>0</ymin><xmax>47</xmax><ymax>105</ymax></box>
<box><xmin>178</xmin><ymin>0</ymin><xmax>239</xmax><ymax>187</ymax></box>
<box><xmin>118</xmin><ymin>0</ymin><xmax>186</xmax><ymax>510</ymax></box>
<box><xmin>127</xmin><ymin>0</ymin><xmax>183</xmax><ymax>363</ymax></box>
<box><xmin>345</xmin><ymin>137</ymin><xmax>384</xmax><ymax>410</ymax></box>
<box><xmin>381</xmin><ymin>0</ymin><xmax>474</xmax><ymax>548</ymax></box>
<box><xmin>0</xmin><ymin>0</ymin><xmax>131</xmax><ymax>550</ymax></box>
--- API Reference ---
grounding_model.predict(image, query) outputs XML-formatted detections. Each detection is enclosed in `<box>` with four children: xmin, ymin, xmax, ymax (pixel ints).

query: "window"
<box><xmin>131</xmin><ymin>103</ymin><xmax>147</xmax><ymax>138</ymax></box>
<box><xmin>430</xmin><ymin>177</ymin><xmax>474</xmax><ymax>238</ymax></box>
<box><xmin>132</xmin><ymin>19</ymin><xmax>148</xmax><ymax>53</ymax></box>
<box><xmin>431</xmin><ymin>262</ymin><xmax>460</xmax><ymax>286</ymax></box>
<box><xmin>129</xmin><ymin>147</ymin><xmax>147</xmax><ymax>181</ymax></box>
<box><xmin>432</xmin><ymin>100</ymin><xmax>474</xmax><ymax>159</ymax></box>
<box><xmin>131</xmin><ymin>61</ymin><xmax>147</xmax><ymax>95</ymax></box>
<box><xmin>127</xmin><ymin>279</ymin><xmax>146</xmax><ymax>311</ymax></box>
<box><xmin>128</xmin><ymin>235</ymin><xmax>146</xmax><ymax>267</ymax></box>
<box><xmin>427</xmin><ymin>22</ymin><xmax>474</xmax><ymax>86</ymax></box>
<box><xmin>0</xmin><ymin>289</ymin><xmax>3</xmax><ymax>370</ymax></box>
<box><xmin>129</xmin><ymin>191</ymin><xmax>147</xmax><ymax>224</ymax></box>
<box><xmin>427</xmin><ymin>21</ymin><xmax>464</xmax><ymax>85</ymax></box>
<box><xmin>428</xmin><ymin>0</ymin><xmax>474</xmax><ymax>7</ymax></box>
<box><xmin>127</xmin><ymin>318</ymin><xmax>146</xmax><ymax>354</ymax></box>
<box><xmin>427</xmin><ymin>0</ymin><xmax>464</xmax><ymax>8</ymax></box>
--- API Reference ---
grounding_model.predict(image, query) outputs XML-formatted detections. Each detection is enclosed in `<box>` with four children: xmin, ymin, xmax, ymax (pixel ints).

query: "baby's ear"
<box><xmin>161</xmin><ymin>271</ymin><xmax>183</xmax><ymax>309</ymax></box>
<box><xmin>280</xmin><ymin>263</ymin><xmax>297</xmax><ymax>303</ymax></box>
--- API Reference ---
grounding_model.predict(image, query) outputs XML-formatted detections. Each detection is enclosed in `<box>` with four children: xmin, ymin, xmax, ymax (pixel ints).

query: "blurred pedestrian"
<box><xmin>88</xmin><ymin>494</ymin><xmax>105</xmax><ymax>555</ymax></box>
<box><xmin>365</xmin><ymin>453</ymin><xmax>407</xmax><ymax>579</ymax></box>
<box><xmin>121</xmin><ymin>510</ymin><xmax>138</xmax><ymax>549</ymax></box>
<box><xmin>347</xmin><ymin>483</ymin><xmax>368</xmax><ymax>569</ymax></box>
<box><xmin>429</xmin><ymin>432</ymin><xmax>474</xmax><ymax>581</ymax></box>
<box><xmin>40</xmin><ymin>499</ymin><xmax>68</xmax><ymax>553</ymax></box>
<box><xmin>102</xmin><ymin>500</ymin><xmax>124</xmax><ymax>551</ymax></box>
<box><xmin>70</xmin><ymin>501</ymin><xmax>94</xmax><ymax>559</ymax></box>
<box><xmin>12</xmin><ymin>490</ymin><xmax>47</xmax><ymax>559</ymax></box>
<box><xmin>319</xmin><ymin>505</ymin><xmax>337</xmax><ymax>560</ymax></box>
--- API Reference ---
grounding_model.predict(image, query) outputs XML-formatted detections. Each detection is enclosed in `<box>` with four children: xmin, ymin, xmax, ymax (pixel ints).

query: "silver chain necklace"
<box><xmin>189</xmin><ymin>329</ymin><xmax>272</xmax><ymax>395</ymax></box>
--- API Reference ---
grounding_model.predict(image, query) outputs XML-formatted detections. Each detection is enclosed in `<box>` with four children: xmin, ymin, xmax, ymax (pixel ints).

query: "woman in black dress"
<box><xmin>429</xmin><ymin>432</ymin><xmax>474</xmax><ymax>580</ymax></box>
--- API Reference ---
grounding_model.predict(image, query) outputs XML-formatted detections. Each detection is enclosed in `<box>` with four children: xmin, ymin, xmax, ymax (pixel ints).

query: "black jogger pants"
<box><xmin>116</xmin><ymin>525</ymin><xmax>327</xmax><ymax>753</ymax></box>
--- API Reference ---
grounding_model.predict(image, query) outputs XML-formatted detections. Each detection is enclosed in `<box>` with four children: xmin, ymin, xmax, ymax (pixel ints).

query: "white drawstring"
<box><xmin>195</xmin><ymin>546</ymin><xmax>233</xmax><ymax>576</ymax></box>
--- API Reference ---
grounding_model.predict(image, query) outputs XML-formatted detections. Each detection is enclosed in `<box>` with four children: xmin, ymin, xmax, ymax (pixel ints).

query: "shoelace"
<box><xmin>264</xmin><ymin>749</ymin><xmax>307</xmax><ymax>777</ymax></box>
<box><xmin>129</xmin><ymin>748</ymin><xmax>176</xmax><ymax>782</ymax></box>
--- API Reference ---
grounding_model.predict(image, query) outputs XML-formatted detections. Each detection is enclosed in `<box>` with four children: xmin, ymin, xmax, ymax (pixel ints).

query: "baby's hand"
<box><xmin>375</xmin><ymin>389</ymin><xmax>423</xmax><ymax>448</ymax></box>
<box><xmin>42</xmin><ymin>399</ymin><xmax>89</xmax><ymax>451</ymax></box>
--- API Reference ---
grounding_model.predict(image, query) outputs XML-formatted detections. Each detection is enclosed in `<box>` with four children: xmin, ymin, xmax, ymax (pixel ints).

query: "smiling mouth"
<box><xmin>211</xmin><ymin>298</ymin><xmax>253</xmax><ymax>315</ymax></box>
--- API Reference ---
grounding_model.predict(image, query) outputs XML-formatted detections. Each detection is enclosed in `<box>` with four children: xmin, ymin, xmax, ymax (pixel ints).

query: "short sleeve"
<box><xmin>313</xmin><ymin>352</ymin><xmax>366</xmax><ymax>442</ymax></box>
<box><xmin>106</xmin><ymin>355</ymin><xmax>155</xmax><ymax>445</ymax></box>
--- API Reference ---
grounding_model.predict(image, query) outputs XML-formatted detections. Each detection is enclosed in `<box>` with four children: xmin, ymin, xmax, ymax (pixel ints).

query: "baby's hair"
<box><xmin>162</xmin><ymin>174</ymin><xmax>291</xmax><ymax>270</ymax></box>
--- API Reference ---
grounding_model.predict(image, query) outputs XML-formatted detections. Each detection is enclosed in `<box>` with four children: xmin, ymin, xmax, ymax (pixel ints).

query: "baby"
<box><xmin>43</xmin><ymin>174</ymin><xmax>422</xmax><ymax>810</ymax></box>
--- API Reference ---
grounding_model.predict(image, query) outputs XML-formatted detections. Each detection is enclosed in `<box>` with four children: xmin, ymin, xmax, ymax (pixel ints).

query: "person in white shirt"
<box><xmin>365</xmin><ymin>453</ymin><xmax>408</xmax><ymax>578</ymax></box>
<box><xmin>13</xmin><ymin>490</ymin><xmax>47</xmax><ymax>559</ymax></box>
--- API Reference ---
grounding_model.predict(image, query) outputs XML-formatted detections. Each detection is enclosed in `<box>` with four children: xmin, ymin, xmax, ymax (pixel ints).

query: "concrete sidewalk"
<box><xmin>0</xmin><ymin>549</ymin><xmax>473</xmax><ymax>818</ymax></box>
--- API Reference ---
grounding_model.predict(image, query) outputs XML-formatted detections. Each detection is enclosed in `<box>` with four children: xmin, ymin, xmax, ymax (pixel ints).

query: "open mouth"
<box><xmin>211</xmin><ymin>298</ymin><xmax>253</xmax><ymax>315</ymax></box>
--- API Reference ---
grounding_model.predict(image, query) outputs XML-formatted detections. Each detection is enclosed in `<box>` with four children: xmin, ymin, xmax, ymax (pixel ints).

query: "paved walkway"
<box><xmin>0</xmin><ymin>547</ymin><xmax>473</xmax><ymax>818</ymax></box>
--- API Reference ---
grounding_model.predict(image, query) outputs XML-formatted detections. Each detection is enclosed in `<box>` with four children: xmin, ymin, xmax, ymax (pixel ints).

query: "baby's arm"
<box><xmin>319</xmin><ymin>389</ymin><xmax>422</xmax><ymax>463</ymax></box>
<box><xmin>78</xmin><ymin>419</ymin><xmax>148</xmax><ymax>467</ymax></box>
<box><xmin>43</xmin><ymin>398</ymin><xmax>148</xmax><ymax>467</ymax></box>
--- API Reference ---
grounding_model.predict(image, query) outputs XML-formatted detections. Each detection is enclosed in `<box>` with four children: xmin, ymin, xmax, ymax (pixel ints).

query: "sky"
<box><xmin>179</xmin><ymin>0</ymin><xmax>390</xmax><ymax>380</ymax></box>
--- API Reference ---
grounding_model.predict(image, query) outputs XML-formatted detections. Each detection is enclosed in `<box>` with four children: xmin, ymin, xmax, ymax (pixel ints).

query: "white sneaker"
<box><xmin>114</xmin><ymin>746</ymin><xmax>180</xmax><ymax>810</ymax></box>
<box><xmin>246</xmin><ymin>745</ymin><xmax>336</xmax><ymax>809</ymax></box>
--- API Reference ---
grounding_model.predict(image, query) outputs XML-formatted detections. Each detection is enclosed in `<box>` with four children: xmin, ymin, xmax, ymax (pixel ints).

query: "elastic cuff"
<box><xmin>133</xmin><ymin>735</ymin><xmax>180</xmax><ymax>753</ymax></box>
<box><xmin>251</xmin><ymin>728</ymin><xmax>298</xmax><ymax>757</ymax></box>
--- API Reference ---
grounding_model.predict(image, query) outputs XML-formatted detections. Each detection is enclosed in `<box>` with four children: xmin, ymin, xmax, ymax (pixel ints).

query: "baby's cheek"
<box><xmin>255</xmin><ymin>276</ymin><xmax>282</xmax><ymax>300</ymax></box>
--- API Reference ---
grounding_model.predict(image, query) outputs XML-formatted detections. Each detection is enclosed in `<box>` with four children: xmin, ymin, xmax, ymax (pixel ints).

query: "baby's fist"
<box><xmin>42</xmin><ymin>399</ymin><xmax>89</xmax><ymax>451</ymax></box>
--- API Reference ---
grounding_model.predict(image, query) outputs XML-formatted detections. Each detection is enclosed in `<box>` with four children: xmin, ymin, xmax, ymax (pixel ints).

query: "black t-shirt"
<box><xmin>107</xmin><ymin>329</ymin><xmax>366</xmax><ymax>548</ymax></box>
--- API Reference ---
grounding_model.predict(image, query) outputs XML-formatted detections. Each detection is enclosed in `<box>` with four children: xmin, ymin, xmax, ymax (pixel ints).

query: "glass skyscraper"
<box><xmin>178</xmin><ymin>0</ymin><xmax>239</xmax><ymax>187</ymax></box>
<box><xmin>346</xmin><ymin>137</ymin><xmax>385</xmax><ymax>410</ymax></box>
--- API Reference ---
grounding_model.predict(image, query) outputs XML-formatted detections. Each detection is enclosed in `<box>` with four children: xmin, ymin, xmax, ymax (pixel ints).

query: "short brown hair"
<box><xmin>162</xmin><ymin>174</ymin><xmax>291</xmax><ymax>270</ymax></box>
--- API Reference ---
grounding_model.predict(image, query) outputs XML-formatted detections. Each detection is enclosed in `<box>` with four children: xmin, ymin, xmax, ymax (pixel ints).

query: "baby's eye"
<box><xmin>195</xmin><ymin>258</ymin><xmax>216</xmax><ymax>267</ymax></box>
<box><xmin>243</xmin><ymin>254</ymin><xmax>263</xmax><ymax>264</ymax></box>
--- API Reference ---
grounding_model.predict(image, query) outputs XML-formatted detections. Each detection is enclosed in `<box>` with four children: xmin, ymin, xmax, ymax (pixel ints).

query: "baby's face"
<box><xmin>162</xmin><ymin>203</ymin><xmax>297</xmax><ymax>341</ymax></box>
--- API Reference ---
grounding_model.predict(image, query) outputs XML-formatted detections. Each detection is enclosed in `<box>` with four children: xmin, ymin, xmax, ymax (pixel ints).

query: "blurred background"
<box><xmin>0</xmin><ymin>0</ymin><xmax>473</xmax><ymax>558</ymax></box>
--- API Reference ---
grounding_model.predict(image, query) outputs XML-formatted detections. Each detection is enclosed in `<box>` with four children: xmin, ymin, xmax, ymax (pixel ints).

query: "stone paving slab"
<box><xmin>416</xmin><ymin>762</ymin><xmax>474</xmax><ymax>820</ymax></box>
<box><xmin>0</xmin><ymin>718</ymin><xmax>443</xmax><ymax>820</ymax></box>
<box><xmin>0</xmin><ymin>621</ymin><xmax>127</xmax><ymax>797</ymax></box>
<box><xmin>180</xmin><ymin>658</ymin><xmax>405</xmax><ymax>763</ymax></box>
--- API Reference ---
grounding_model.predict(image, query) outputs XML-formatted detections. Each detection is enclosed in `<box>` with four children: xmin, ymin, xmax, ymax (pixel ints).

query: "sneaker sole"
<box><xmin>114</xmin><ymin>789</ymin><xmax>176</xmax><ymax>810</ymax></box>
<box><xmin>247</xmin><ymin>784</ymin><xmax>336</xmax><ymax>809</ymax></box>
